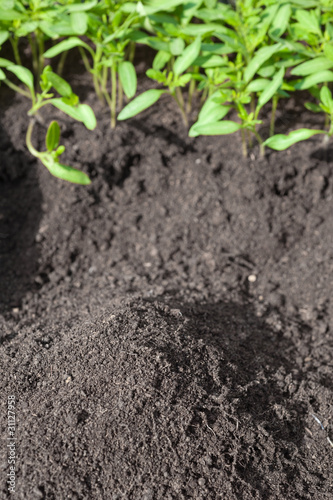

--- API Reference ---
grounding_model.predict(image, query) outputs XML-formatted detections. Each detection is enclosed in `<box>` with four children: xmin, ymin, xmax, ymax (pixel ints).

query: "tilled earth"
<box><xmin>0</xmin><ymin>69</ymin><xmax>332</xmax><ymax>499</ymax></box>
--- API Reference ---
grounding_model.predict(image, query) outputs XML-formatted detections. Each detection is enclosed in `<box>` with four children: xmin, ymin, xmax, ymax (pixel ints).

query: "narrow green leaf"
<box><xmin>0</xmin><ymin>30</ymin><xmax>9</xmax><ymax>46</ymax></box>
<box><xmin>291</xmin><ymin>57</ymin><xmax>333</xmax><ymax>76</ymax></box>
<box><xmin>42</xmin><ymin>158</ymin><xmax>91</xmax><ymax>185</ymax></box>
<box><xmin>324</xmin><ymin>44</ymin><xmax>333</xmax><ymax>62</ymax></box>
<box><xmin>0</xmin><ymin>9</ymin><xmax>23</xmax><ymax>20</ymax></box>
<box><xmin>320</xmin><ymin>86</ymin><xmax>333</xmax><ymax>113</ymax></box>
<box><xmin>119</xmin><ymin>61</ymin><xmax>137</xmax><ymax>99</ymax></box>
<box><xmin>189</xmin><ymin>121</ymin><xmax>241</xmax><ymax>136</ymax></box>
<box><xmin>45</xmin><ymin>71</ymin><xmax>72</xmax><ymax>97</ymax></box>
<box><xmin>117</xmin><ymin>89</ymin><xmax>165</xmax><ymax>120</ymax></box>
<box><xmin>46</xmin><ymin>121</ymin><xmax>61</xmax><ymax>152</ymax></box>
<box><xmin>304</xmin><ymin>102</ymin><xmax>322</xmax><ymax>112</ymax></box>
<box><xmin>294</xmin><ymin>70</ymin><xmax>333</xmax><ymax>90</ymax></box>
<box><xmin>7</xmin><ymin>65</ymin><xmax>34</xmax><ymax>92</ymax></box>
<box><xmin>76</xmin><ymin>104</ymin><xmax>97</xmax><ymax>130</ymax></box>
<box><xmin>169</xmin><ymin>38</ymin><xmax>185</xmax><ymax>56</ymax></box>
<box><xmin>244</xmin><ymin>44</ymin><xmax>281</xmax><ymax>83</ymax></box>
<box><xmin>246</xmin><ymin>78</ymin><xmax>270</xmax><ymax>93</ymax></box>
<box><xmin>70</xmin><ymin>12</ymin><xmax>88</xmax><ymax>35</ymax></box>
<box><xmin>197</xmin><ymin>91</ymin><xmax>231</xmax><ymax>124</ymax></box>
<box><xmin>44</xmin><ymin>37</ymin><xmax>92</xmax><ymax>58</ymax></box>
<box><xmin>264</xmin><ymin>128</ymin><xmax>324</xmax><ymax>150</ymax></box>
<box><xmin>269</xmin><ymin>4</ymin><xmax>291</xmax><ymax>38</ymax></box>
<box><xmin>49</xmin><ymin>99</ymin><xmax>96</xmax><ymax>130</ymax></box>
<box><xmin>0</xmin><ymin>58</ymin><xmax>12</xmax><ymax>67</ymax></box>
<box><xmin>152</xmin><ymin>50</ymin><xmax>171</xmax><ymax>71</ymax></box>
<box><xmin>65</xmin><ymin>0</ymin><xmax>97</xmax><ymax>12</ymax></box>
<box><xmin>0</xmin><ymin>68</ymin><xmax>5</xmax><ymax>80</ymax></box>
<box><xmin>174</xmin><ymin>36</ymin><xmax>201</xmax><ymax>76</ymax></box>
<box><xmin>258</xmin><ymin>68</ymin><xmax>284</xmax><ymax>110</ymax></box>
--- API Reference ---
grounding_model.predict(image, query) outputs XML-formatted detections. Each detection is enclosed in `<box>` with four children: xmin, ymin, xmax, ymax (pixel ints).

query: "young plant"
<box><xmin>0</xmin><ymin>61</ymin><xmax>96</xmax><ymax>184</ymax></box>
<box><xmin>117</xmin><ymin>36</ymin><xmax>201</xmax><ymax>127</ymax></box>
<box><xmin>43</xmin><ymin>1</ymin><xmax>140</xmax><ymax>128</ymax></box>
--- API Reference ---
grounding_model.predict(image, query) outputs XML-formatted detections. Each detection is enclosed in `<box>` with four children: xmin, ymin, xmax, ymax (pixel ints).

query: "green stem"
<box><xmin>26</xmin><ymin>119</ymin><xmax>41</xmax><ymax>159</ymax></box>
<box><xmin>270</xmin><ymin>95</ymin><xmax>278</xmax><ymax>136</ymax></box>
<box><xmin>28</xmin><ymin>34</ymin><xmax>38</xmax><ymax>79</ymax></box>
<box><xmin>187</xmin><ymin>68</ymin><xmax>197</xmax><ymax>114</ymax></box>
<box><xmin>37</xmin><ymin>30</ymin><xmax>44</xmax><ymax>83</ymax></box>
<box><xmin>111</xmin><ymin>61</ymin><xmax>117</xmax><ymax>128</ymax></box>
<box><xmin>118</xmin><ymin>78</ymin><xmax>123</xmax><ymax>110</ymax></box>
<box><xmin>254</xmin><ymin>130</ymin><xmax>264</xmax><ymax>157</ymax></box>
<box><xmin>3</xmin><ymin>78</ymin><xmax>31</xmax><ymax>99</ymax></box>
<box><xmin>127</xmin><ymin>41</ymin><xmax>136</xmax><ymax>63</ymax></box>
<box><xmin>241</xmin><ymin>128</ymin><xmax>247</xmax><ymax>157</ymax></box>
<box><xmin>57</xmin><ymin>50</ymin><xmax>68</xmax><ymax>76</ymax></box>
<box><xmin>172</xmin><ymin>90</ymin><xmax>188</xmax><ymax>128</ymax></box>
<box><xmin>10</xmin><ymin>37</ymin><xmax>22</xmax><ymax>65</ymax></box>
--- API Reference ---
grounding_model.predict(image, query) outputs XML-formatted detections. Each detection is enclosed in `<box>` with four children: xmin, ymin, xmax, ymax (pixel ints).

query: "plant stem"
<box><xmin>241</xmin><ymin>128</ymin><xmax>247</xmax><ymax>157</ymax></box>
<box><xmin>173</xmin><ymin>89</ymin><xmax>188</xmax><ymax>128</ymax></box>
<box><xmin>26</xmin><ymin>119</ymin><xmax>40</xmax><ymax>159</ymax></box>
<box><xmin>111</xmin><ymin>61</ymin><xmax>117</xmax><ymax>128</ymax></box>
<box><xmin>187</xmin><ymin>68</ymin><xmax>197</xmax><ymax>114</ymax></box>
<box><xmin>28</xmin><ymin>34</ymin><xmax>38</xmax><ymax>79</ymax></box>
<box><xmin>3</xmin><ymin>78</ymin><xmax>31</xmax><ymax>98</ymax></box>
<box><xmin>118</xmin><ymin>78</ymin><xmax>123</xmax><ymax>110</ymax></box>
<box><xmin>10</xmin><ymin>37</ymin><xmax>22</xmax><ymax>65</ymax></box>
<box><xmin>57</xmin><ymin>50</ymin><xmax>68</xmax><ymax>76</ymax></box>
<box><xmin>254</xmin><ymin>130</ymin><xmax>264</xmax><ymax>156</ymax></box>
<box><xmin>270</xmin><ymin>95</ymin><xmax>278</xmax><ymax>136</ymax></box>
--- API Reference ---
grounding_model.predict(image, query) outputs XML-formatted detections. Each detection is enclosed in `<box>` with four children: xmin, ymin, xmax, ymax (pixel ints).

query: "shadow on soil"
<box><xmin>0</xmin><ymin>118</ymin><xmax>43</xmax><ymax>320</ymax></box>
<box><xmin>157</xmin><ymin>298</ymin><xmax>306</xmax><ymax>498</ymax></box>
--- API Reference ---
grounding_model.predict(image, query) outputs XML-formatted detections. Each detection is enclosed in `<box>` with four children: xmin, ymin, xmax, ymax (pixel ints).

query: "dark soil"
<box><xmin>0</xmin><ymin>61</ymin><xmax>333</xmax><ymax>499</ymax></box>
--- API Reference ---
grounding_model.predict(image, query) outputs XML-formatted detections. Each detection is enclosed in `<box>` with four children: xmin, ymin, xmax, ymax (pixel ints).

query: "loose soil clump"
<box><xmin>1</xmin><ymin>72</ymin><xmax>332</xmax><ymax>499</ymax></box>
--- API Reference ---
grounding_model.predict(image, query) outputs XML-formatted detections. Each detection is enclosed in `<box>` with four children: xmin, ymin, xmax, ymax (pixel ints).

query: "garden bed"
<box><xmin>1</xmin><ymin>70</ymin><xmax>333</xmax><ymax>499</ymax></box>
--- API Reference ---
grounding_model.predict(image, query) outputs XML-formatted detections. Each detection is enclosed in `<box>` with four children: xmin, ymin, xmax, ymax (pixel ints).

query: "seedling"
<box><xmin>118</xmin><ymin>36</ymin><xmax>201</xmax><ymax>126</ymax></box>
<box><xmin>0</xmin><ymin>61</ymin><xmax>96</xmax><ymax>184</ymax></box>
<box><xmin>43</xmin><ymin>2</ymin><xmax>140</xmax><ymax>128</ymax></box>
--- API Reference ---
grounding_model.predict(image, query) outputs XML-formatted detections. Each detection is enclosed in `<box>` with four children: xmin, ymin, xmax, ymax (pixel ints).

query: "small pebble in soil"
<box><xmin>248</xmin><ymin>274</ymin><xmax>257</xmax><ymax>283</ymax></box>
<box><xmin>198</xmin><ymin>477</ymin><xmax>206</xmax><ymax>487</ymax></box>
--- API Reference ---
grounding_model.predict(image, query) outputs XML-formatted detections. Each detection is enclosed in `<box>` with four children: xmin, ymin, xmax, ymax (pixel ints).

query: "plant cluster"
<box><xmin>1</xmin><ymin>0</ymin><xmax>333</xmax><ymax>183</ymax></box>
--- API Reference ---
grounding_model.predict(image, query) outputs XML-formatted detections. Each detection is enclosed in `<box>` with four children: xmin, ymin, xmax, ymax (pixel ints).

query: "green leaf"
<box><xmin>0</xmin><ymin>57</ymin><xmax>11</xmax><ymax>67</ymax></box>
<box><xmin>0</xmin><ymin>30</ymin><xmax>9</xmax><ymax>46</ymax></box>
<box><xmin>0</xmin><ymin>9</ymin><xmax>23</xmax><ymax>20</ymax></box>
<box><xmin>0</xmin><ymin>68</ymin><xmax>5</xmax><ymax>80</ymax></box>
<box><xmin>294</xmin><ymin>71</ymin><xmax>333</xmax><ymax>90</ymax></box>
<box><xmin>189</xmin><ymin>121</ymin><xmax>241</xmax><ymax>136</ymax></box>
<box><xmin>294</xmin><ymin>9</ymin><xmax>321</xmax><ymax>35</ymax></box>
<box><xmin>324</xmin><ymin>44</ymin><xmax>333</xmax><ymax>62</ymax></box>
<box><xmin>197</xmin><ymin>91</ymin><xmax>231</xmax><ymax>123</ymax></box>
<box><xmin>320</xmin><ymin>86</ymin><xmax>333</xmax><ymax>113</ymax></box>
<box><xmin>70</xmin><ymin>12</ymin><xmax>88</xmax><ymax>35</ymax></box>
<box><xmin>46</xmin><ymin>121</ymin><xmax>61</xmax><ymax>152</ymax></box>
<box><xmin>264</xmin><ymin>129</ymin><xmax>324</xmax><ymax>150</ymax></box>
<box><xmin>269</xmin><ymin>4</ymin><xmax>291</xmax><ymax>38</ymax></box>
<box><xmin>244</xmin><ymin>44</ymin><xmax>281</xmax><ymax>83</ymax></box>
<box><xmin>45</xmin><ymin>71</ymin><xmax>72</xmax><ymax>97</ymax></box>
<box><xmin>291</xmin><ymin>57</ymin><xmax>333</xmax><ymax>76</ymax></box>
<box><xmin>152</xmin><ymin>50</ymin><xmax>171</xmax><ymax>71</ymax></box>
<box><xmin>65</xmin><ymin>0</ymin><xmax>97</xmax><ymax>12</ymax></box>
<box><xmin>44</xmin><ymin>37</ymin><xmax>93</xmax><ymax>58</ymax></box>
<box><xmin>257</xmin><ymin>68</ymin><xmax>284</xmax><ymax>110</ymax></box>
<box><xmin>42</xmin><ymin>157</ymin><xmax>91</xmax><ymax>185</ymax></box>
<box><xmin>117</xmin><ymin>89</ymin><xmax>165</xmax><ymax>120</ymax></box>
<box><xmin>49</xmin><ymin>99</ymin><xmax>96</xmax><ymax>130</ymax></box>
<box><xmin>169</xmin><ymin>38</ymin><xmax>185</xmax><ymax>56</ymax></box>
<box><xmin>119</xmin><ymin>61</ymin><xmax>137</xmax><ymax>99</ymax></box>
<box><xmin>304</xmin><ymin>102</ymin><xmax>322</xmax><ymax>112</ymax></box>
<box><xmin>174</xmin><ymin>36</ymin><xmax>201</xmax><ymax>76</ymax></box>
<box><xmin>7</xmin><ymin>65</ymin><xmax>34</xmax><ymax>92</ymax></box>
<box><xmin>246</xmin><ymin>78</ymin><xmax>270</xmax><ymax>93</ymax></box>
